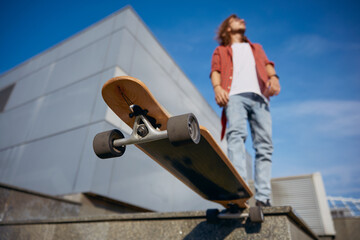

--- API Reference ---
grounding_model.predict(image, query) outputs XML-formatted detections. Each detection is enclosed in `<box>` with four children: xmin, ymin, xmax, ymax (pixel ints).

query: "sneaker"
<box><xmin>255</xmin><ymin>199</ymin><xmax>271</xmax><ymax>207</ymax></box>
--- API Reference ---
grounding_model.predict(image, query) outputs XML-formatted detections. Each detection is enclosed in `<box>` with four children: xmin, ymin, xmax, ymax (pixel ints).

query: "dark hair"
<box><xmin>216</xmin><ymin>14</ymin><xmax>247</xmax><ymax>46</ymax></box>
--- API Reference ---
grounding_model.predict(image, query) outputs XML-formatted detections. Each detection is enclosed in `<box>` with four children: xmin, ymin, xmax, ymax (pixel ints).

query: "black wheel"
<box><xmin>93</xmin><ymin>129</ymin><xmax>126</xmax><ymax>159</ymax></box>
<box><xmin>167</xmin><ymin>113</ymin><xmax>200</xmax><ymax>146</ymax></box>
<box><xmin>206</xmin><ymin>209</ymin><xmax>219</xmax><ymax>224</ymax></box>
<box><xmin>249</xmin><ymin>206</ymin><xmax>264</xmax><ymax>223</ymax></box>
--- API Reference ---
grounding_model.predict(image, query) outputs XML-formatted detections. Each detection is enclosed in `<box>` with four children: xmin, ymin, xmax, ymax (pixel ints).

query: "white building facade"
<box><xmin>271</xmin><ymin>173</ymin><xmax>336</xmax><ymax>237</ymax></box>
<box><xmin>0</xmin><ymin>6</ymin><xmax>225</xmax><ymax>212</ymax></box>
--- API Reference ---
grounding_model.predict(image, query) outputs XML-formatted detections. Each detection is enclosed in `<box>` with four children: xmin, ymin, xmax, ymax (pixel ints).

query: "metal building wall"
<box><xmin>271</xmin><ymin>173</ymin><xmax>336</xmax><ymax>237</ymax></box>
<box><xmin>0</xmin><ymin>6</ymin><xmax>224</xmax><ymax>212</ymax></box>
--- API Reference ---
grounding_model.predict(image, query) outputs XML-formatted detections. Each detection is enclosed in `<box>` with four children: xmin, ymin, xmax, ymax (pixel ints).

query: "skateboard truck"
<box><xmin>128</xmin><ymin>105</ymin><xmax>161</xmax><ymax>129</ymax></box>
<box><xmin>113</xmin><ymin>105</ymin><xmax>169</xmax><ymax>146</ymax></box>
<box><xmin>206</xmin><ymin>204</ymin><xmax>264</xmax><ymax>224</ymax></box>
<box><xmin>93</xmin><ymin>105</ymin><xmax>201</xmax><ymax>159</ymax></box>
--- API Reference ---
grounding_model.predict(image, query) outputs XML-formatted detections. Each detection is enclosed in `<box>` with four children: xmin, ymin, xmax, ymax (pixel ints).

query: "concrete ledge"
<box><xmin>0</xmin><ymin>206</ymin><xmax>319</xmax><ymax>239</ymax></box>
<box><xmin>0</xmin><ymin>183</ymin><xmax>150</xmax><ymax>222</ymax></box>
<box><xmin>0</xmin><ymin>183</ymin><xmax>80</xmax><ymax>206</ymax></box>
<box><xmin>0</xmin><ymin>183</ymin><xmax>80</xmax><ymax>222</ymax></box>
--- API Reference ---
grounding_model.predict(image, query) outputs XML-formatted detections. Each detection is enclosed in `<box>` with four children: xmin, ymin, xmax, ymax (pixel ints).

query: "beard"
<box><xmin>230</xmin><ymin>28</ymin><xmax>246</xmax><ymax>34</ymax></box>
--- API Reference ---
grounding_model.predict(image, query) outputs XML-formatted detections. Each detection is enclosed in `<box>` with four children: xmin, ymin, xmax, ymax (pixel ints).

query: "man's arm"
<box><xmin>264</xmin><ymin>63</ymin><xmax>281</xmax><ymax>97</ymax></box>
<box><xmin>211</xmin><ymin>71</ymin><xmax>229</xmax><ymax>107</ymax></box>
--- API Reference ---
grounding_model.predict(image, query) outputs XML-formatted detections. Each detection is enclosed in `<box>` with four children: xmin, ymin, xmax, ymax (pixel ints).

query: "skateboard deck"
<box><xmin>99</xmin><ymin>76</ymin><xmax>253</xmax><ymax>209</ymax></box>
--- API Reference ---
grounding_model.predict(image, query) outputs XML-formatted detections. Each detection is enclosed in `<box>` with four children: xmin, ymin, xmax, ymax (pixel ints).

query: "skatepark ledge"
<box><xmin>0</xmin><ymin>206</ymin><xmax>318</xmax><ymax>240</ymax></box>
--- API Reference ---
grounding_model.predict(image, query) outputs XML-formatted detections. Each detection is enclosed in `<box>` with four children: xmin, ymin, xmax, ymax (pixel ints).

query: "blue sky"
<box><xmin>1</xmin><ymin>0</ymin><xmax>359</xmax><ymax>198</ymax></box>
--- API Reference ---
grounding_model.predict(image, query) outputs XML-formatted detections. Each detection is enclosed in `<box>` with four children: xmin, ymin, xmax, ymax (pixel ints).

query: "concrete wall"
<box><xmin>0</xmin><ymin>6</ymin><xmax>223</xmax><ymax>212</ymax></box>
<box><xmin>333</xmin><ymin>217</ymin><xmax>360</xmax><ymax>240</ymax></box>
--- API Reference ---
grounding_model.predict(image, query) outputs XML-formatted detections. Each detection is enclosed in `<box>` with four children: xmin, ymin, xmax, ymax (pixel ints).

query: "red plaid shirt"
<box><xmin>210</xmin><ymin>40</ymin><xmax>275</xmax><ymax>140</ymax></box>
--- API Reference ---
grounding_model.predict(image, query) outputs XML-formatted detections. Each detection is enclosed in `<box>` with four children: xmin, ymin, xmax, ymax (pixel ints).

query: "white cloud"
<box><xmin>284</xmin><ymin>34</ymin><xmax>360</xmax><ymax>56</ymax></box>
<box><xmin>272</xmin><ymin>159</ymin><xmax>360</xmax><ymax>197</ymax></box>
<box><xmin>322</xmin><ymin>164</ymin><xmax>360</xmax><ymax>196</ymax></box>
<box><xmin>273</xmin><ymin>100</ymin><xmax>360</xmax><ymax>137</ymax></box>
<box><xmin>271</xmin><ymin>100</ymin><xmax>360</xmax><ymax>198</ymax></box>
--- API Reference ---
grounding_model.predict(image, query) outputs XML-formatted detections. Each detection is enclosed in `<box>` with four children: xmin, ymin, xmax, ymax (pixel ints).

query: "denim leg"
<box><xmin>248</xmin><ymin>101</ymin><xmax>273</xmax><ymax>202</ymax></box>
<box><xmin>225</xmin><ymin>95</ymin><xmax>249</xmax><ymax>182</ymax></box>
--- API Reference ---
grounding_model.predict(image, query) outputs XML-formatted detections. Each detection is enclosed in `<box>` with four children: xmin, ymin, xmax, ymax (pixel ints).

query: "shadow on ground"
<box><xmin>184</xmin><ymin>219</ymin><xmax>262</xmax><ymax>240</ymax></box>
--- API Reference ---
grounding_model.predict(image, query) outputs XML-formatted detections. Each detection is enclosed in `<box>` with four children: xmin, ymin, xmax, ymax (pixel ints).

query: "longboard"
<box><xmin>93</xmin><ymin>76</ymin><xmax>263</xmax><ymax>222</ymax></box>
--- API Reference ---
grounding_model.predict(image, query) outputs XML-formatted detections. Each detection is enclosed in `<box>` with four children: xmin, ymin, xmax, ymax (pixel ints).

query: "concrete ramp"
<box><xmin>1</xmin><ymin>207</ymin><xmax>318</xmax><ymax>239</ymax></box>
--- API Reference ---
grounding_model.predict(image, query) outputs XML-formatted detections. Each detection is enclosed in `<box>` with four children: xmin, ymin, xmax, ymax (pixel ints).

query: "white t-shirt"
<box><xmin>229</xmin><ymin>42</ymin><xmax>263</xmax><ymax>97</ymax></box>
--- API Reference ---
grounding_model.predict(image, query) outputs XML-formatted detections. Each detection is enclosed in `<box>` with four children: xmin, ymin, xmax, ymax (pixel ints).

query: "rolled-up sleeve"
<box><xmin>258</xmin><ymin>44</ymin><xmax>275</xmax><ymax>67</ymax></box>
<box><xmin>210</xmin><ymin>47</ymin><xmax>221</xmax><ymax>77</ymax></box>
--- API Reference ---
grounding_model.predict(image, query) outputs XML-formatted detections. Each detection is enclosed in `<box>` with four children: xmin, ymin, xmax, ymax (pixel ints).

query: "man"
<box><xmin>210</xmin><ymin>14</ymin><xmax>280</xmax><ymax>207</ymax></box>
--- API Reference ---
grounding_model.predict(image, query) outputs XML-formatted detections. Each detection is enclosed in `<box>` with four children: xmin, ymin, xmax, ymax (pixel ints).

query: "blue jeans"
<box><xmin>225</xmin><ymin>93</ymin><xmax>273</xmax><ymax>202</ymax></box>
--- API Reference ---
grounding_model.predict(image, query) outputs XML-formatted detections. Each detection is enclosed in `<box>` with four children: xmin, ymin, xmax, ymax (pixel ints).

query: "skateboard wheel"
<box><xmin>249</xmin><ymin>206</ymin><xmax>264</xmax><ymax>223</ymax></box>
<box><xmin>93</xmin><ymin>129</ymin><xmax>126</xmax><ymax>159</ymax></box>
<box><xmin>206</xmin><ymin>209</ymin><xmax>219</xmax><ymax>223</ymax></box>
<box><xmin>167</xmin><ymin>113</ymin><xmax>200</xmax><ymax>146</ymax></box>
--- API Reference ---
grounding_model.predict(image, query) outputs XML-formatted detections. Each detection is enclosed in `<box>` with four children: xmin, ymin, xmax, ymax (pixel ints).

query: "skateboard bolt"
<box><xmin>137</xmin><ymin>124</ymin><xmax>149</xmax><ymax>137</ymax></box>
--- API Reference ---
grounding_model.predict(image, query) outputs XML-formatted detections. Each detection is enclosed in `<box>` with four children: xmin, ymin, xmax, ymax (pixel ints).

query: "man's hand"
<box><xmin>264</xmin><ymin>76</ymin><xmax>281</xmax><ymax>98</ymax></box>
<box><xmin>264</xmin><ymin>64</ymin><xmax>281</xmax><ymax>98</ymax></box>
<box><xmin>214</xmin><ymin>85</ymin><xmax>229</xmax><ymax>107</ymax></box>
<box><xmin>211</xmin><ymin>71</ymin><xmax>229</xmax><ymax>107</ymax></box>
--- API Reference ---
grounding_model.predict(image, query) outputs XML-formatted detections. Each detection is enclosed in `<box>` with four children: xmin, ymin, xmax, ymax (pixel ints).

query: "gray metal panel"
<box><xmin>0</xmin><ymin>37</ymin><xmax>59</xmax><ymax>90</ymax></box>
<box><xmin>0</xmin><ymin>66</ymin><xmax>23</xmax><ymax>89</ymax></box>
<box><xmin>0</xmin><ymin>100</ymin><xmax>38</xmax><ymax>149</ymax></box>
<box><xmin>57</xmin><ymin>16</ymin><xmax>114</xmax><ymax>60</ymax></box>
<box><xmin>90</xmin><ymin>137</ymin><xmax>118</xmax><ymax>196</ymax></box>
<box><xmin>105</xmin><ymin>29</ymin><xmax>137</xmax><ymax>73</ymax></box>
<box><xmin>0</xmin><ymin>83</ymin><xmax>15</xmax><ymax>112</ymax></box>
<box><xmin>134</xmin><ymin>18</ymin><xmax>177</xmax><ymax>78</ymax></box>
<box><xmin>90</xmin><ymin>68</ymin><xmax>119</xmax><ymax>123</ymax></box>
<box><xmin>22</xmin><ymin>47</ymin><xmax>60</xmax><ymax>77</ymax></box>
<box><xmin>26</xmin><ymin>74</ymin><xmax>100</xmax><ymax>141</ymax></box>
<box><xmin>73</xmin><ymin>121</ymin><xmax>115</xmax><ymax>193</ymax></box>
<box><xmin>5</xmin><ymin>64</ymin><xmax>53</xmax><ymax>110</ymax></box>
<box><xmin>113</xmin><ymin>7</ymin><xmax>139</xmax><ymax>36</ymax></box>
<box><xmin>9</xmin><ymin>126</ymin><xmax>88</xmax><ymax>195</ymax></box>
<box><xmin>0</xmin><ymin>147</ymin><xmax>18</xmax><ymax>182</ymax></box>
<box><xmin>45</xmin><ymin>36</ymin><xmax>110</xmax><ymax>93</ymax></box>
